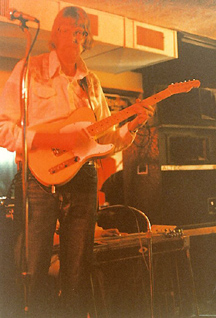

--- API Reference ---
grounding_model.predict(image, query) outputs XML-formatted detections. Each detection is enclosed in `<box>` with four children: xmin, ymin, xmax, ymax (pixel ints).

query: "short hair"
<box><xmin>49</xmin><ymin>6</ymin><xmax>93</xmax><ymax>52</ymax></box>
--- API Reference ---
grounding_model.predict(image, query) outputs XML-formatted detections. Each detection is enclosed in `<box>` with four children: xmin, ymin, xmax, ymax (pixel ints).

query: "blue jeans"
<box><xmin>14</xmin><ymin>163</ymin><xmax>98</xmax><ymax>318</ymax></box>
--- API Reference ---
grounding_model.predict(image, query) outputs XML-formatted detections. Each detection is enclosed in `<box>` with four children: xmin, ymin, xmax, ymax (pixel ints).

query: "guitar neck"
<box><xmin>86</xmin><ymin>88</ymin><xmax>171</xmax><ymax>138</ymax></box>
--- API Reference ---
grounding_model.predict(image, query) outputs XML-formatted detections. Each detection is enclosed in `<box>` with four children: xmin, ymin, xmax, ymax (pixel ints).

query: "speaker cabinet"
<box><xmin>160</xmin><ymin>170</ymin><xmax>216</xmax><ymax>226</ymax></box>
<box><xmin>123</xmin><ymin>126</ymin><xmax>216</xmax><ymax>227</ymax></box>
<box><xmin>123</xmin><ymin>166</ymin><xmax>216</xmax><ymax>227</ymax></box>
<box><xmin>158</xmin><ymin>125</ymin><xmax>216</xmax><ymax>226</ymax></box>
<box><xmin>156</xmin><ymin>88</ymin><xmax>216</xmax><ymax>126</ymax></box>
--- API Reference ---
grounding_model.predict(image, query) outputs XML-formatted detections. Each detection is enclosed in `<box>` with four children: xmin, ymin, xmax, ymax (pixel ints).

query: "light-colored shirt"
<box><xmin>0</xmin><ymin>50</ymin><xmax>134</xmax><ymax>162</ymax></box>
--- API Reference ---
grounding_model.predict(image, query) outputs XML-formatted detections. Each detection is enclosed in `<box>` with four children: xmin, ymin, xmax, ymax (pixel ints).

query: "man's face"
<box><xmin>55</xmin><ymin>17</ymin><xmax>86</xmax><ymax>64</ymax></box>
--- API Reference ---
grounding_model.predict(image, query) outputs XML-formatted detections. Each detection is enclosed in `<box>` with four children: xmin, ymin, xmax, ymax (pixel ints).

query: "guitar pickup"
<box><xmin>49</xmin><ymin>156</ymin><xmax>80</xmax><ymax>174</ymax></box>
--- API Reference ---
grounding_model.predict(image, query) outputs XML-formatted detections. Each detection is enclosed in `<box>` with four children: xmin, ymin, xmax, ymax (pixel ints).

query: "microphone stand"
<box><xmin>21</xmin><ymin>27</ymin><xmax>31</xmax><ymax>313</ymax></box>
<box><xmin>18</xmin><ymin>19</ymin><xmax>40</xmax><ymax>314</ymax></box>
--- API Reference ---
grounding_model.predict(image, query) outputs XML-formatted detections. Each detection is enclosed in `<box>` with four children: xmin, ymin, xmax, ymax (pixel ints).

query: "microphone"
<box><xmin>6</xmin><ymin>8</ymin><xmax>39</xmax><ymax>23</ymax></box>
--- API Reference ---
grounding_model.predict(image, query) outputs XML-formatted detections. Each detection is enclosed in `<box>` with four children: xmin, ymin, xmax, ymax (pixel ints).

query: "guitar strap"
<box><xmin>78</xmin><ymin>77</ymin><xmax>102</xmax><ymax>171</ymax></box>
<box><xmin>78</xmin><ymin>77</ymin><xmax>97</xmax><ymax>121</ymax></box>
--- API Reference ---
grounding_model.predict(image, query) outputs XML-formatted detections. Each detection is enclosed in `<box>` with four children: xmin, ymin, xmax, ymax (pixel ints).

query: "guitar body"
<box><xmin>28</xmin><ymin>80</ymin><xmax>200</xmax><ymax>187</ymax></box>
<box><xmin>28</xmin><ymin>108</ymin><xmax>114</xmax><ymax>187</ymax></box>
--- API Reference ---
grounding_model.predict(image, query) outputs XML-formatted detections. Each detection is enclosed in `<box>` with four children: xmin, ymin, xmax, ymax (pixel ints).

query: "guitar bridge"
<box><xmin>49</xmin><ymin>156</ymin><xmax>80</xmax><ymax>174</ymax></box>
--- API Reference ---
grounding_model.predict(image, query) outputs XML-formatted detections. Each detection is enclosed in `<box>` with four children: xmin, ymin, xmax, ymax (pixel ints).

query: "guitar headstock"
<box><xmin>168</xmin><ymin>79</ymin><xmax>201</xmax><ymax>94</ymax></box>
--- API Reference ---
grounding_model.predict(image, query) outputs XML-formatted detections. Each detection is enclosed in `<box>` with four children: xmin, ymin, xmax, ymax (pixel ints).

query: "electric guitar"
<box><xmin>28</xmin><ymin>79</ymin><xmax>200</xmax><ymax>186</ymax></box>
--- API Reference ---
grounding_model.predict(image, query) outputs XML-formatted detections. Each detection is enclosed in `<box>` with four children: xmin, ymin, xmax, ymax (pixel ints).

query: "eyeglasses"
<box><xmin>58</xmin><ymin>26</ymin><xmax>88</xmax><ymax>41</ymax></box>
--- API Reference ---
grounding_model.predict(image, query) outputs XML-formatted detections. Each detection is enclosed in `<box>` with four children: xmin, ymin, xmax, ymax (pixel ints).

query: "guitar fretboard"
<box><xmin>86</xmin><ymin>88</ymin><xmax>171</xmax><ymax>137</ymax></box>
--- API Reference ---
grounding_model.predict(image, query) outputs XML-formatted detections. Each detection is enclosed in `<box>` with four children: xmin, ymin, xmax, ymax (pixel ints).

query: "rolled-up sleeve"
<box><xmin>0</xmin><ymin>61</ymin><xmax>35</xmax><ymax>154</ymax></box>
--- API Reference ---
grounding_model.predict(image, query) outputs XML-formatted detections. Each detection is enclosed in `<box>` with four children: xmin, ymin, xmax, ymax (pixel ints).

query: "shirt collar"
<box><xmin>49</xmin><ymin>50</ymin><xmax>88</xmax><ymax>80</ymax></box>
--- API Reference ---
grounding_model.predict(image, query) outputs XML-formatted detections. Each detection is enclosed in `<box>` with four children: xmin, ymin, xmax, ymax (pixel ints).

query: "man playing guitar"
<box><xmin>0</xmin><ymin>6</ymin><xmax>154</xmax><ymax>318</ymax></box>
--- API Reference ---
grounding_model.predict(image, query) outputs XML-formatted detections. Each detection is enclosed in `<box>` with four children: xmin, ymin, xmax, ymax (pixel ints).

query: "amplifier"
<box><xmin>91</xmin><ymin>232</ymin><xmax>196</xmax><ymax>318</ymax></box>
<box><xmin>93</xmin><ymin>232</ymin><xmax>188</xmax><ymax>264</ymax></box>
